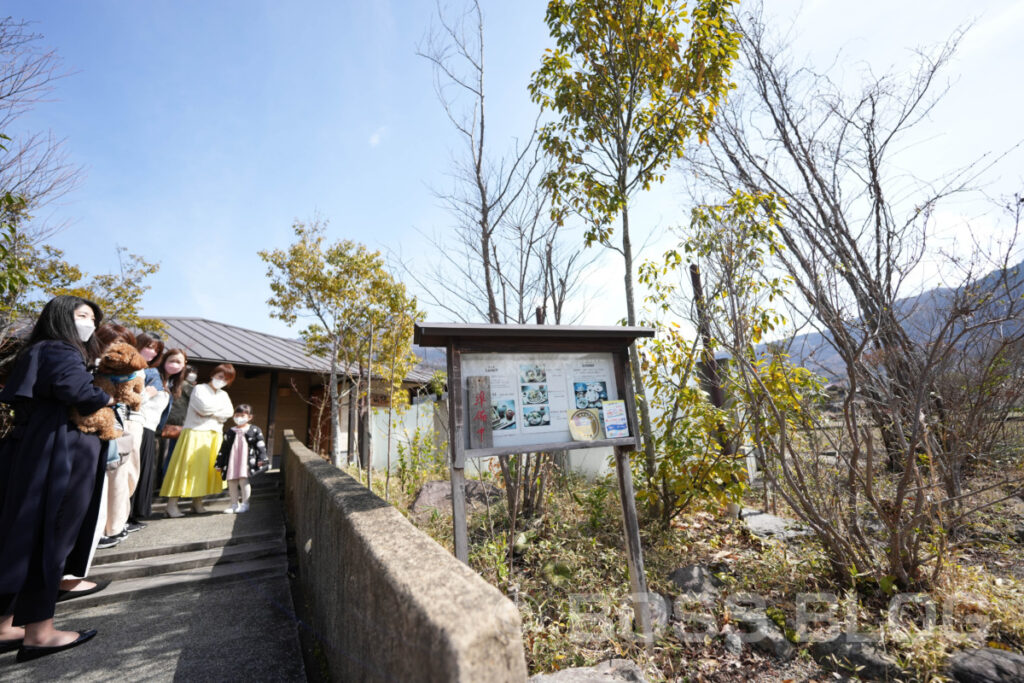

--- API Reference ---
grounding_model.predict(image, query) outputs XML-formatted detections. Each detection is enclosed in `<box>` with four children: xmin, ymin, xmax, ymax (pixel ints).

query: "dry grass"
<box><xmin>352</xmin><ymin>456</ymin><xmax>1024</xmax><ymax>681</ymax></box>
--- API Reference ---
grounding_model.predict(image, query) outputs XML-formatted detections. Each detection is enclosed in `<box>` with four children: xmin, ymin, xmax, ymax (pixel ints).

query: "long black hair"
<box><xmin>26</xmin><ymin>295</ymin><xmax>104</xmax><ymax>362</ymax></box>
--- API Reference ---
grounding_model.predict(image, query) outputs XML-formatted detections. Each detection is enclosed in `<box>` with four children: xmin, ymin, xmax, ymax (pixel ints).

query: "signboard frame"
<box><xmin>414</xmin><ymin>322</ymin><xmax>657</xmax><ymax>645</ymax></box>
<box><xmin>415</xmin><ymin>326</ymin><xmax>651</xmax><ymax>466</ymax></box>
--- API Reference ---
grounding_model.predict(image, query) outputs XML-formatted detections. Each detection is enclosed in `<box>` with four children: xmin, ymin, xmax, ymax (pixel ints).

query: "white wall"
<box><xmin>368</xmin><ymin>400</ymin><xmax>438</xmax><ymax>471</ymax></box>
<box><xmin>367</xmin><ymin>398</ymin><xmax>615</xmax><ymax>479</ymax></box>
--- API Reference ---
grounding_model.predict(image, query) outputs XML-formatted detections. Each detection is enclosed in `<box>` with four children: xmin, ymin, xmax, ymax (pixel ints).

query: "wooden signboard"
<box><xmin>414</xmin><ymin>322</ymin><xmax>656</xmax><ymax>645</ymax></box>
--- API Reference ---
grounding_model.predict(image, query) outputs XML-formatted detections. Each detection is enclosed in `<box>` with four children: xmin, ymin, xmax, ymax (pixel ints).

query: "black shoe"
<box><xmin>96</xmin><ymin>535</ymin><xmax>120</xmax><ymax>549</ymax></box>
<box><xmin>116</xmin><ymin>527</ymin><xmax>129</xmax><ymax>539</ymax></box>
<box><xmin>16</xmin><ymin>630</ymin><xmax>97</xmax><ymax>662</ymax></box>
<box><xmin>125</xmin><ymin>521</ymin><xmax>146</xmax><ymax>533</ymax></box>
<box><xmin>57</xmin><ymin>580</ymin><xmax>111</xmax><ymax>603</ymax></box>
<box><xmin>0</xmin><ymin>638</ymin><xmax>23</xmax><ymax>654</ymax></box>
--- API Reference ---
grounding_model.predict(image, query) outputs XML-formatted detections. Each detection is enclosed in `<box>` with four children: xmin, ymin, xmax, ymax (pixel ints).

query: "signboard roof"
<box><xmin>414</xmin><ymin>322</ymin><xmax>655</xmax><ymax>347</ymax></box>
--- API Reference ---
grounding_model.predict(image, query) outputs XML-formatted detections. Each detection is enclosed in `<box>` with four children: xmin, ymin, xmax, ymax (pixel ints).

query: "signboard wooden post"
<box><xmin>415</xmin><ymin>322</ymin><xmax>656</xmax><ymax>645</ymax></box>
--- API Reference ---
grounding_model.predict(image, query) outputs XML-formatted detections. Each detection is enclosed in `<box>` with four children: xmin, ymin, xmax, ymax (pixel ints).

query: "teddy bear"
<box><xmin>72</xmin><ymin>341</ymin><xmax>149</xmax><ymax>440</ymax></box>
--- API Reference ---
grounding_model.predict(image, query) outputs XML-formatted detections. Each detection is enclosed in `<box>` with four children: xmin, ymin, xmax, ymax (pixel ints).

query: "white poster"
<box><xmin>462</xmin><ymin>352</ymin><xmax>621</xmax><ymax>450</ymax></box>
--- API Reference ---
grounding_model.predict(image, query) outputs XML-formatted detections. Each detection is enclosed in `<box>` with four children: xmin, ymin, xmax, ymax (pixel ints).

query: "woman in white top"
<box><xmin>159</xmin><ymin>364</ymin><xmax>235</xmax><ymax>517</ymax></box>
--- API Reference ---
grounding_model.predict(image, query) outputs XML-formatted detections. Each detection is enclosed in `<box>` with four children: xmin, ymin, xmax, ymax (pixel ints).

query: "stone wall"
<box><xmin>282</xmin><ymin>431</ymin><xmax>527</xmax><ymax>682</ymax></box>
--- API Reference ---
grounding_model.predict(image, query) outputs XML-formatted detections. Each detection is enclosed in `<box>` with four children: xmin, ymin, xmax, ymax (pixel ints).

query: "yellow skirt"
<box><xmin>159</xmin><ymin>428</ymin><xmax>226</xmax><ymax>498</ymax></box>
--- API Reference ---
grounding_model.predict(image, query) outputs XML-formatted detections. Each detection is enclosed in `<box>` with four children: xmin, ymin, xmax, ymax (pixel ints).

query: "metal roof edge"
<box><xmin>414</xmin><ymin>322</ymin><xmax>655</xmax><ymax>347</ymax></box>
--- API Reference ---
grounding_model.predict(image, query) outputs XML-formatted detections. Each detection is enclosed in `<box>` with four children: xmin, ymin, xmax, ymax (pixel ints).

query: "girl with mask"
<box><xmin>159</xmin><ymin>364</ymin><xmax>235</xmax><ymax>517</ymax></box>
<box><xmin>155</xmin><ymin>351</ymin><xmax>191</xmax><ymax>486</ymax></box>
<box><xmin>128</xmin><ymin>333</ymin><xmax>169</xmax><ymax>525</ymax></box>
<box><xmin>0</xmin><ymin>296</ymin><xmax>113</xmax><ymax>661</ymax></box>
<box><xmin>215</xmin><ymin>404</ymin><xmax>269</xmax><ymax>513</ymax></box>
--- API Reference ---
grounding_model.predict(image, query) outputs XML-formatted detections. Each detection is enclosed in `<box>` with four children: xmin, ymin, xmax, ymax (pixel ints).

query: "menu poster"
<box><xmin>601</xmin><ymin>400</ymin><xmax>630</xmax><ymax>439</ymax></box>
<box><xmin>462</xmin><ymin>352</ymin><xmax>622</xmax><ymax>450</ymax></box>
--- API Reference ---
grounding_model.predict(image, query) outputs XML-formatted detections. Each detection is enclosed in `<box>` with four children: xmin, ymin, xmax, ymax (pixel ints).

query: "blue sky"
<box><xmin>6</xmin><ymin>1</ymin><xmax>1023</xmax><ymax>339</ymax></box>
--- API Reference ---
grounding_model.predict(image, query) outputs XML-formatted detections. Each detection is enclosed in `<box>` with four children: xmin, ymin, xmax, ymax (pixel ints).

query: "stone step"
<box><xmin>148</xmin><ymin>489</ymin><xmax>278</xmax><ymax>513</ymax></box>
<box><xmin>144</xmin><ymin>470</ymin><xmax>281</xmax><ymax>505</ymax></box>
<box><xmin>93</xmin><ymin>527</ymin><xmax>283</xmax><ymax>565</ymax></box>
<box><xmin>57</xmin><ymin>554</ymin><xmax>288</xmax><ymax>611</ymax></box>
<box><xmin>89</xmin><ymin>539</ymin><xmax>285</xmax><ymax>582</ymax></box>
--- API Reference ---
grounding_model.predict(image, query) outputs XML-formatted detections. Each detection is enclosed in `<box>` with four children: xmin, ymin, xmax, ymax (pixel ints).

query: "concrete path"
<box><xmin>0</xmin><ymin>472</ymin><xmax>307</xmax><ymax>681</ymax></box>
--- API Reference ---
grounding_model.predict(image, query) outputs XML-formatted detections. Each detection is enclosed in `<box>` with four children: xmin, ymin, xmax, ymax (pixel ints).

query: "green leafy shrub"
<box><xmin>396</xmin><ymin>426</ymin><xmax>448</xmax><ymax>496</ymax></box>
<box><xmin>633</xmin><ymin>327</ymin><xmax>749</xmax><ymax>526</ymax></box>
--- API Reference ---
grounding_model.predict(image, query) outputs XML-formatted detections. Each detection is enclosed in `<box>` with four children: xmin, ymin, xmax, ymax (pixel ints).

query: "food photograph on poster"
<box><xmin>491</xmin><ymin>400</ymin><xmax>517</xmax><ymax>430</ymax></box>
<box><xmin>573</xmin><ymin>381</ymin><xmax>608</xmax><ymax>409</ymax></box>
<box><xmin>521</xmin><ymin>384</ymin><xmax>548</xmax><ymax>404</ymax></box>
<box><xmin>520</xmin><ymin>364</ymin><xmax>547</xmax><ymax>383</ymax></box>
<box><xmin>522</xmin><ymin>405</ymin><xmax>550</xmax><ymax>427</ymax></box>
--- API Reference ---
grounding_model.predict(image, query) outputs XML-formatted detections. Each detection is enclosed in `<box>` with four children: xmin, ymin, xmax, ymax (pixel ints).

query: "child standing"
<box><xmin>215</xmin><ymin>404</ymin><xmax>269</xmax><ymax>514</ymax></box>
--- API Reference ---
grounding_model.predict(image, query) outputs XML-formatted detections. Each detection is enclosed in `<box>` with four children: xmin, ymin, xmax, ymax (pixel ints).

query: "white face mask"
<box><xmin>185</xmin><ymin>373</ymin><xmax>198</xmax><ymax>383</ymax></box>
<box><xmin>233</xmin><ymin>416</ymin><xmax>249</xmax><ymax>426</ymax></box>
<box><xmin>211</xmin><ymin>378</ymin><xmax>227</xmax><ymax>390</ymax></box>
<box><xmin>75</xmin><ymin>320</ymin><xmax>96</xmax><ymax>342</ymax></box>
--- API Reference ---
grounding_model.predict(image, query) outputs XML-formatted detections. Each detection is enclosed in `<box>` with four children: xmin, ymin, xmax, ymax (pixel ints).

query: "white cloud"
<box><xmin>958</xmin><ymin>2</ymin><xmax>1024</xmax><ymax>61</ymax></box>
<box><xmin>368</xmin><ymin>126</ymin><xmax>387</xmax><ymax>147</ymax></box>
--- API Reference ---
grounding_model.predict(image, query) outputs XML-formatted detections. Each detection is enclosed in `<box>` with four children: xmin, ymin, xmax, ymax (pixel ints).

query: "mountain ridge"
<box><xmin>777</xmin><ymin>259</ymin><xmax>1024</xmax><ymax>380</ymax></box>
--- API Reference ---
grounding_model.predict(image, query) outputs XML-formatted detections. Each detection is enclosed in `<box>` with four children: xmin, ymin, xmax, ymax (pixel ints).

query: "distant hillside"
<box><xmin>781</xmin><ymin>259</ymin><xmax>1024</xmax><ymax>381</ymax></box>
<box><xmin>412</xmin><ymin>344</ymin><xmax>447</xmax><ymax>371</ymax></box>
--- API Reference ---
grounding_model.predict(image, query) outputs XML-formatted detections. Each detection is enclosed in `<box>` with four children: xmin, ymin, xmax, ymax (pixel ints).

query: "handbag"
<box><xmin>161</xmin><ymin>424</ymin><xmax>182</xmax><ymax>439</ymax></box>
<box><xmin>105</xmin><ymin>432</ymin><xmax>133</xmax><ymax>470</ymax></box>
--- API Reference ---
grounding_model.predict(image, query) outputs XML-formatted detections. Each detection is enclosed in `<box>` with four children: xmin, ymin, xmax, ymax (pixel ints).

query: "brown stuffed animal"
<box><xmin>73</xmin><ymin>342</ymin><xmax>149</xmax><ymax>440</ymax></box>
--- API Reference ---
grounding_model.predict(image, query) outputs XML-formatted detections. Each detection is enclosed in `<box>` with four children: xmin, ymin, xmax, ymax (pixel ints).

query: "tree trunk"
<box><xmin>329</xmin><ymin>337</ymin><xmax>342</xmax><ymax>468</ymax></box>
<box><xmin>347</xmin><ymin>376</ymin><xmax>357</xmax><ymax>465</ymax></box>
<box><xmin>620</xmin><ymin>202</ymin><xmax>658</xmax><ymax>483</ymax></box>
<box><xmin>690</xmin><ymin>265</ymin><xmax>735</xmax><ymax>454</ymax></box>
<box><xmin>365</xmin><ymin>329</ymin><xmax>374</xmax><ymax>489</ymax></box>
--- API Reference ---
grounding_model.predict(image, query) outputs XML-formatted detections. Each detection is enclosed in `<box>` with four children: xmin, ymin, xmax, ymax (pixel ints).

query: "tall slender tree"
<box><xmin>412</xmin><ymin>0</ymin><xmax>595</xmax><ymax>327</ymax></box>
<box><xmin>530</xmin><ymin>0</ymin><xmax>742</xmax><ymax>481</ymax></box>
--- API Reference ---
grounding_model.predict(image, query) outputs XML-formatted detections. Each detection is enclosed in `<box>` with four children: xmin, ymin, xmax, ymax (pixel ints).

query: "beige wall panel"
<box><xmin>187</xmin><ymin>364</ymin><xmax>315</xmax><ymax>455</ymax></box>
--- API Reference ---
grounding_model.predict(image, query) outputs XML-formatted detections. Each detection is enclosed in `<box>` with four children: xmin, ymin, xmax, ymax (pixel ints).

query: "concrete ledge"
<box><xmin>283</xmin><ymin>431</ymin><xmax>527</xmax><ymax>682</ymax></box>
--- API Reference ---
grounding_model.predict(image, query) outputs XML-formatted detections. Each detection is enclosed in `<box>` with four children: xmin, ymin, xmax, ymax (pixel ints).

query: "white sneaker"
<box><xmin>236</xmin><ymin>503</ymin><xmax>250</xmax><ymax>513</ymax></box>
<box><xmin>223</xmin><ymin>503</ymin><xmax>238</xmax><ymax>514</ymax></box>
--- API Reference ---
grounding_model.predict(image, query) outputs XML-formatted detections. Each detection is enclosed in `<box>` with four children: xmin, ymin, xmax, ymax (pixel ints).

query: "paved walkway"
<box><xmin>0</xmin><ymin>472</ymin><xmax>307</xmax><ymax>681</ymax></box>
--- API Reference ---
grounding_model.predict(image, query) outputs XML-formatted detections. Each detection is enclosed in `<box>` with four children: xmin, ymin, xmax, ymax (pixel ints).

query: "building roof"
<box><xmin>151</xmin><ymin>317</ymin><xmax>436</xmax><ymax>385</ymax></box>
<box><xmin>154</xmin><ymin>317</ymin><xmax>331</xmax><ymax>373</ymax></box>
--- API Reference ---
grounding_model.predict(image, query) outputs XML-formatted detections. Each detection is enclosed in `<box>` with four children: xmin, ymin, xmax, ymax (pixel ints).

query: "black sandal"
<box><xmin>16</xmin><ymin>629</ymin><xmax>97</xmax><ymax>662</ymax></box>
<box><xmin>56</xmin><ymin>580</ymin><xmax>111</xmax><ymax>602</ymax></box>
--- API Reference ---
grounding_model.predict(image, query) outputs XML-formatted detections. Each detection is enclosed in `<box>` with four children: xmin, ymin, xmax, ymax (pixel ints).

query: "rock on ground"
<box><xmin>667</xmin><ymin>564</ymin><xmax>723</xmax><ymax>598</ymax></box>
<box><xmin>809</xmin><ymin>632</ymin><xmax>902</xmax><ymax>680</ymax></box>
<box><xmin>949</xmin><ymin>647</ymin><xmax>1024</xmax><ymax>683</ymax></box>
<box><xmin>721</xmin><ymin>625</ymin><xmax>744</xmax><ymax>656</ymax></box>
<box><xmin>410</xmin><ymin>479</ymin><xmax>501</xmax><ymax>516</ymax></box>
<box><xmin>529</xmin><ymin>658</ymin><xmax>647</xmax><ymax>682</ymax></box>
<box><xmin>741</xmin><ymin>510</ymin><xmax>811</xmax><ymax>540</ymax></box>
<box><xmin>648</xmin><ymin>592</ymin><xmax>673</xmax><ymax>634</ymax></box>
<box><xmin>746</xmin><ymin>619</ymin><xmax>796</xmax><ymax>661</ymax></box>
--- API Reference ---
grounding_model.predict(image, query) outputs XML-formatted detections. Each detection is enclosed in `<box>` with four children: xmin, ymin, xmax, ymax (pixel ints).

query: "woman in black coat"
<box><xmin>0</xmin><ymin>296</ymin><xmax>113</xmax><ymax>662</ymax></box>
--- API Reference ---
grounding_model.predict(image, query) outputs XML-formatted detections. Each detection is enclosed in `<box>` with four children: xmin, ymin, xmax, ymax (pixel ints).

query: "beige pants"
<box><xmin>105</xmin><ymin>420</ymin><xmax>144</xmax><ymax>535</ymax></box>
